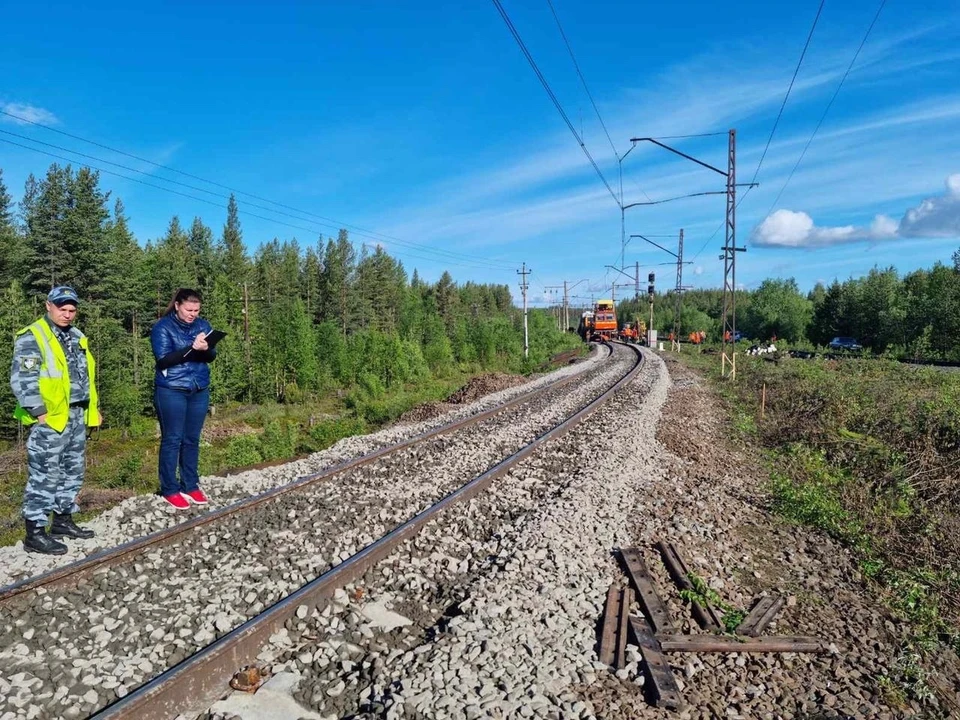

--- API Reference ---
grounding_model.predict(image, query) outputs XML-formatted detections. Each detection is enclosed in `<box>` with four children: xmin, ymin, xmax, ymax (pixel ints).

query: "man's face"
<box><xmin>47</xmin><ymin>301</ymin><xmax>77</xmax><ymax>328</ymax></box>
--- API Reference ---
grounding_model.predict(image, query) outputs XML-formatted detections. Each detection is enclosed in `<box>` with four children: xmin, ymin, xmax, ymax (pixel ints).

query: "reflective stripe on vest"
<box><xmin>12</xmin><ymin>320</ymin><xmax>100</xmax><ymax>432</ymax></box>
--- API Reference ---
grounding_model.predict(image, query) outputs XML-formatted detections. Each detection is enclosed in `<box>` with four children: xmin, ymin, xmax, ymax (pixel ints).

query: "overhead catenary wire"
<box><xmin>688</xmin><ymin>0</ymin><xmax>831</xmax><ymax>265</ymax></box>
<box><xmin>0</xmin><ymin>136</ymin><xmax>514</xmax><ymax>274</ymax></box>
<box><xmin>0</xmin><ymin>106</ymin><xmax>517</xmax><ymax>271</ymax></box>
<box><xmin>544</xmin><ymin>0</ymin><xmax>618</xmax><ymax>161</ymax></box>
<box><xmin>1</xmin><ymin>128</ymin><xmax>515</xmax><ymax>272</ymax></box>
<box><xmin>491</xmin><ymin>0</ymin><xmax>621</xmax><ymax>208</ymax></box>
<box><xmin>765</xmin><ymin>0</ymin><xmax>888</xmax><ymax>215</ymax></box>
<box><xmin>748</xmin><ymin>0</ymin><xmax>826</xmax><ymax>188</ymax></box>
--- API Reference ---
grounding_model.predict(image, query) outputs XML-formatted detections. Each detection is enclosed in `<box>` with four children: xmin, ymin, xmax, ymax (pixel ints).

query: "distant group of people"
<box><xmin>9</xmin><ymin>286</ymin><xmax>219</xmax><ymax>554</ymax></box>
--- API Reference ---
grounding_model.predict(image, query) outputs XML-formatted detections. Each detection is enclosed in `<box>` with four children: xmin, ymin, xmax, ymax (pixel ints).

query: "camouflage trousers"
<box><xmin>22</xmin><ymin>407</ymin><xmax>87</xmax><ymax>523</ymax></box>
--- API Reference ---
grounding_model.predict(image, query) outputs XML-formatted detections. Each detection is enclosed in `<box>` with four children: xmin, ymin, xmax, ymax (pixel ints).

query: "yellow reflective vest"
<box><xmin>13</xmin><ymin>319</ymin><xmax>100</xmax><ymax>432</ymax></box>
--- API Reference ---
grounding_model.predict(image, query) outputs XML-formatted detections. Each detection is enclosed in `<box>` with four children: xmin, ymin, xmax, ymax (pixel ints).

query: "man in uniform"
<box><xmin>10</xmin><ymin>286</ymin><xmax>102</xmax><ymax>554</ymax></box>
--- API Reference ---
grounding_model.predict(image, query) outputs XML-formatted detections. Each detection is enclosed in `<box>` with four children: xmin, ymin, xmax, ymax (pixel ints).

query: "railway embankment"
<box><xmin>665</xmin><ymin>350</ymin><xmax>960</xmax><ymax>714</ymax></box>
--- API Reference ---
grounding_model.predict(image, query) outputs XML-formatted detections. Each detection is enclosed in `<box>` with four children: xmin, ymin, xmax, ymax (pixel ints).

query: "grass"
<box><xmin>675</xmin><ymin>345</ymin><xmax>960</xmax><ymax>704</ymax></box>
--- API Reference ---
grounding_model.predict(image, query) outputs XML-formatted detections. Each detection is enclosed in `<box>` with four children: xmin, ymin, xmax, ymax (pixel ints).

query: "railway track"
<box><xmin>0</xmin><ymin>342</ymin><xmax>643</xmax><ymax>720</ymax></box>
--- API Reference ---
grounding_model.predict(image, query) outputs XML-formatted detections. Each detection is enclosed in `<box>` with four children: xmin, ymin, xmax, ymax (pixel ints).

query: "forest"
<box><xmin>0</xmin><ymin>164</ymin><xmax>577</xmax><ymax>440</ymax></box>
<box><xmin>618</xmin><ymin>262</ymin><xmax>960</xmax><ymax>359</ymax></box>
<box><xmin>3</xmin><ymin>161</ymin><xmax>959</xmax><ymax>442</ymax></box>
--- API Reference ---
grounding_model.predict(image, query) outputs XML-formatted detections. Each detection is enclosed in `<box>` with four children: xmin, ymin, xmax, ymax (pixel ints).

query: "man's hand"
<box><xmin>37</xmin><ymin>414</ymin><xmax>47</xmax><ymax>425</ymax></box>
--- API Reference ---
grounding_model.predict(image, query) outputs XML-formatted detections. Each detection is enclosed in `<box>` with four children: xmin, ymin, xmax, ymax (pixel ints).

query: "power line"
<box><xmin>0</xmin><ymin>106</ymin><xmax>516</xmax><ymax>271</ymax></box>
<box><xmin>689</xmin><ymin>0</ymin><xmax>830</xmax><ymax>264</ymax></box>
<box><xmin>766</xmin><ymin>0</ymin><xmax>887</xmax><ymax>214</ymax></box>
<box><xmin>544</xmin><ymin>0</ymin><xmax>618</xmax><ymax>161</ymax></box>
<box><xmin>1</xmin><ymin>128</ymin><xmax>516</xmax><ymax>272</ymax></box>
<box><xmin>749</xmin><ymin>0</ymin><xmax>826</xmax><ymax>187</ymax></box>
<box><xmin>491</xmin><ymin>0</ymin><xmax>621</xmax><ymax>208</ymax></box>
<box><xmin>0</xmin><ymin>136</ymin><xmax>514</xmax><ymax>273</ymax></box>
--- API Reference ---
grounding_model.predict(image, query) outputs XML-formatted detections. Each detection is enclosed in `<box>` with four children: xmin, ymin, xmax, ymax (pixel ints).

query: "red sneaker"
<box><xmin>163</xmin><ymin>493</ymin><xmax>190</xmax><ymax>510</ymax></box>
<box><xmin>183</xmin><ymin>489</ymin><xmax>209</xmax><ymax>505</ymax></box>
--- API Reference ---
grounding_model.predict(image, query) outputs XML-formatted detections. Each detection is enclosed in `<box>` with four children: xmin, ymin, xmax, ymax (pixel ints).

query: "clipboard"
<box><xmin>203</xmin><ymin>329</ymin><xmax>227</xmax><ymax>347</ymax></box>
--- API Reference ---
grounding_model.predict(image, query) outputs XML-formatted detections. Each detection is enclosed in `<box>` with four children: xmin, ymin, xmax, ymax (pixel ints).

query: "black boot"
<box><xmin>24</xmin><ymin>520</ymin><xmax>68</xmax><ymax>555</ymax></box>
<box><xmin>50</xmin><ymin>513</ymin><xmax>95</xmax><ymax>540</ymax></box>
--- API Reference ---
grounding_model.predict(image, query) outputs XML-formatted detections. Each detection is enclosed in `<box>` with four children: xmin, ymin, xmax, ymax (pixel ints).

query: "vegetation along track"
<box><xmin>0</xmin><ymin>342</ymin><xmax>641</xmax><ymax>720</ymax></box>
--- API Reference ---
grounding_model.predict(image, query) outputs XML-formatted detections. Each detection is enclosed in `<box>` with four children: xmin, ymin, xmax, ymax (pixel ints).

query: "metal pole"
<box><xmin>673</xmin><ymin>229</ymin><xmax>684</xmax><ymax>351</ymax></box>
<box><xmin>564</xmin><ymin>280</ymin><xmax>569</xmax><ymax>332</ymax></box>
<box><xmin>518</xmin><ymin>263</ymin><xmax>530</xmax><ymax>359</ymax></box>
<box><xmin>243</xmin><ymin>281</ymin><xmax>252</xmax><ymax>401</ymax></box>
<box><xmin>618</xmin><ymin>141</ymin><xmax>638</xmax><ymax>272</ymax></box>
<box><xmin>720</xmin><ymin>129</ymin><xmax>744</xmax><ymax>378</ymax></box>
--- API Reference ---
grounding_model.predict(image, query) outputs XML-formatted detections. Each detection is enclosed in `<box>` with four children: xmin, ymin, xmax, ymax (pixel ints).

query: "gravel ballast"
<box><xmin>0</xmin><ymin>346</ymin><xmax>633</xmax><ymax>719</ymax></box>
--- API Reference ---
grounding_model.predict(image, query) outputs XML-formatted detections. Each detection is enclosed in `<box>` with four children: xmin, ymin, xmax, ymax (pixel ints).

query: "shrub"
<box><xmin>226</xmin><ymin>435</ymin><xmax>262</xmax><ymax>467</ymax></box>
<box><xmin>306</xmin><ymin>417</ymin><xmax>367</xmax><ymax>452</ymax></box>
<box><xmin>260</xmin><ymin>420</ymin><xmax>298</xmax><ymax>461</ymax></box>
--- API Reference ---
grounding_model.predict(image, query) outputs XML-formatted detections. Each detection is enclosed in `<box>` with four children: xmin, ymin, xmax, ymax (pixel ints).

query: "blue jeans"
<box><xmin>154</xmin><ymin>386</ymin><xmax>209</xmax><ymax>497</ymax></box>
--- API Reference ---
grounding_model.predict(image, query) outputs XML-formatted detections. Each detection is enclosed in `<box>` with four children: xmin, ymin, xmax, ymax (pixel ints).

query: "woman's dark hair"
<box><xmin>164</xmin><ymin>288</ymin><xmax>202</xmax><ymax>316</ymax></box>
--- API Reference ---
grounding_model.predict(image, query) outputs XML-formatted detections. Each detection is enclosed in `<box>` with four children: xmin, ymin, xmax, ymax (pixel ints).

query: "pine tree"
<box><xmin>65</xmin><ymin>167</ymin><xmax>111</xmax><ymax>298</ymax></box>
<box><xmin>0</xmin><ymin>281</ymin><xmax>36</xmax><ymax>422</ymax></box>
<box><xmin>23</xmin><ymin>164</ymin><xmax>71</xmax><ymax>296</ymax></box>
<box><xmin>188</xmin><ymin>217</ymin><xmax>217</xmax><ymax>295</ymax></box>
<box><xmin>319</xmin><ymin>230</ymin><xmax>355</xmax><ymax>336</ymax></box>
<box><xmin>302</xmin><ymin>244</ymin><xmax>322</xmax><ymax>322</ymax></box>
<box><xmin>219</xmin><ymin>194</ymin><xmax>248</xmax><ymax>282</ymax></box>
<box><xmin>152</xmin><ymin>216</ymin><xmax>198</xmax><ymax>295</ymax></box>
<box><xmin>0</xmin><ymin>169</ymin><xmax>28</xmax><ymax>288</ymax></box>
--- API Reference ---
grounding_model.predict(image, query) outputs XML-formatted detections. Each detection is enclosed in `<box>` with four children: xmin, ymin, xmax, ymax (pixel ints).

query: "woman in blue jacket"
<box><xmin>151</xmin><ymin>288</ymin><xmax>217</xmax><ymax>509</ymax></box>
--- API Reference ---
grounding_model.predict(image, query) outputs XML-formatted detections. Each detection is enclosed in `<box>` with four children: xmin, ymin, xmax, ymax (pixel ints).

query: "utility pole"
<box><xmin>243</xmin><ymin>281</ymin><xmax>252</xmax><ymax>401</ymax></box>
<box><xmin>560</xmin><ymin>279</ymin><xmax>589</xmax><ymax>333</ymax></box>
<box><xmin>634</xmin><ymin>261</ymin><xmax>639</xmax><ymax>301</ymax></box>
<box><xmin>648</xmin><ymin>272</ymin><xmax>656</xmax><ymax>347</ymax></box>
<box><xmin>517</xmin><ymin>263</ymin><xmax>530</xmax><ymax>359</ymax></box>
<box><xmin>545</xmin><ymin>285</ymin><xmax>564</xmax><ymax>331</ymax></box>
<box><xmin>625</xmin><ymin>133</ymin><xmax>755</xmax><ymax>373</ymax></box>
<box><xmin>673</xmin><ymin>229</ymin><xmax>684</xmax><ymax>352</ymax></box>
<box><xmin>720</xmin><ymin>130</ymin><xmax>746</xmax><ymax>378</ymax></box>
<box><xmin>564</xmin><ymin>280</ymin><xmax>568</xmax><ymax>332</ymax></box>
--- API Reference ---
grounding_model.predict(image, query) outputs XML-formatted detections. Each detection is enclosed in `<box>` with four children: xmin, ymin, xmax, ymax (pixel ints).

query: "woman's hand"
<box><xmin>192</xmin><ymin>333</ymin><xmax>209</xmax><ymax>351</ymax></box>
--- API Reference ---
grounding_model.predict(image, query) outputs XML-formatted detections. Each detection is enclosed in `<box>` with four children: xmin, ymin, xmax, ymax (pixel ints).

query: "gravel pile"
<box><xmin>0</xmin><ymin>346</ymin><xmax>604</xmax><ymax>588</ymax></box>
<box><xmin>0</xmin><ymin>346</ymin><xmax>631</xmax><ymax>719</ymax></box>
<box><xmin>444</xmin><ymin>373</ymin><xmax>533</xmax><ymax>405</ymax></box>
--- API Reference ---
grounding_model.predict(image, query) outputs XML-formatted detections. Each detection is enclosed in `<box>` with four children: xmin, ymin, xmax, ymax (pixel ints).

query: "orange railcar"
<box><xmin>590</xmin><ymin>300</ymin><xmax>617</xmax><ymax>341</ymax></box>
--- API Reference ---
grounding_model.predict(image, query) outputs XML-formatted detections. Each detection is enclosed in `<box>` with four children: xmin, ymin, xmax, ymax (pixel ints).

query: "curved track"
<box><xmin>0</xmin><ymin>343</ymin><xmax>642</xmax><ymax>720</ymax></box>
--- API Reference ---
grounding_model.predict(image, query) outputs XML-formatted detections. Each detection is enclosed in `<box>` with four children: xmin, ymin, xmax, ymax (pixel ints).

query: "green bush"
<box><xmin>226</xmin><ymin>435</ymin><xmax>263</xmax><ymax>467</ymax></box>
<box><xmin>127</xmin><ymin>415</ymin><xmax>157</xmax><ymax>440</ymax></box>
<box><xmin>260</xmin><ymin>419</ymin><xmax>298</xmax><ymax>461</ymax></box>
<box><xmin>306</xmin><ymin>417</ymin><xmax>367</xmax><ymax>452</ymax></box>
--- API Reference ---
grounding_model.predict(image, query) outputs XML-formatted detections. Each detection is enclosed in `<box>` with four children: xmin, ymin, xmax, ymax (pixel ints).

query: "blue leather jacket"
<box><xmin>151</xmin><ymin>314</ymin><xmax>216</xmax><ymax>390</ymax></box>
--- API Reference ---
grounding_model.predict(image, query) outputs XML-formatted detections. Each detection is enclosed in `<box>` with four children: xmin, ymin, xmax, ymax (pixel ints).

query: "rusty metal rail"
<box><xmin>86</xmin><ymin>342</ymin><xmax>644</xmax><ymax>720</ymax></box>
<box><xmin>0</xmin><ymin>344</ymin><xmax>611</xmax><ymax>604</ymax></box>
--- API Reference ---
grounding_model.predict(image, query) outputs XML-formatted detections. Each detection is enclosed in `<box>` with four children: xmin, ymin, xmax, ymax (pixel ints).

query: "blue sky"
<box><xmin>2</xmin><ymin>0</ymin><xmax>959</xmax><ymax>307</ymax></box>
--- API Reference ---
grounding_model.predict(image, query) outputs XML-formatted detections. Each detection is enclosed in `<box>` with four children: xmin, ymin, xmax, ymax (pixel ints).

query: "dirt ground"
<box><xmin>635</xmin><ymin>353</ymin><xmax>960</xmax><ymax>718</ymax></box>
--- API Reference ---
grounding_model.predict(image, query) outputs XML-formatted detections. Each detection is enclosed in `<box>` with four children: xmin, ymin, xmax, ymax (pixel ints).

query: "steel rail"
<box><xmin>90</xmin><ymin>343</ymin><xmax>645</xmax><ymax>720</ymax></box>
<box><xmin>0</xmin><ymin>345</ymin><xmax>609</xmax><ymax>603</ymax></box>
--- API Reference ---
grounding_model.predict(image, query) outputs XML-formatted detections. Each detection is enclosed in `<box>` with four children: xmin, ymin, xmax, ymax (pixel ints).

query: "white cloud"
<box><xmin>0</xmin><ymin>102</ymin><xmax>58</xmax><ymax>126</ymax></box>
<box><xmin>694</xmin><ymin>266</ymin><xmax>704</xmax><ymax>276</ymax></box>
<box><xmin>899</xmin><ymin>173</ymin><xmax>960</xmax><ymax>237</ymax></box>
<box><xmin>751</xmin><ymin>174</ymin><xmax>960</xmax><ymax>248</ymax></box>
